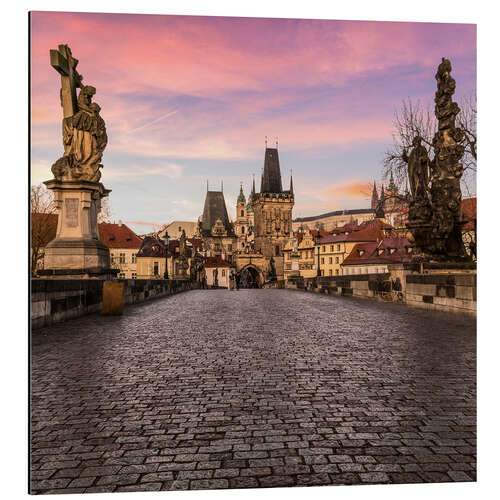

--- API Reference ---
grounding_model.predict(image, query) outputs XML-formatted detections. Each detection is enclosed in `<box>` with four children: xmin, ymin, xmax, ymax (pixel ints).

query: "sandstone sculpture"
<box><xmin>50</xmin><ymin>45</ymin><xmax>108</xmax><ymax>183</ymax></box>
<box><xmin>405</xmin><ymin>58</ymin><xmax>468</xmax><ymax>262</ymax></box>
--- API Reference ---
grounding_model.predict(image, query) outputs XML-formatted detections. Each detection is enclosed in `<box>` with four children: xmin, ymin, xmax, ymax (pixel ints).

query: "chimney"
<box><xmin>118</xmin><ymin>220</ymin><xmax>122</xmax><ymax>227</ymax></box>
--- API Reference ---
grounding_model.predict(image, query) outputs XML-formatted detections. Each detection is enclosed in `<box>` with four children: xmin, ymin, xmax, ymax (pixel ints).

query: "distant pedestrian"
<box><xmin>235</xmin><ymin>272</ymin><xmax>240</xmax><ymax>290</ymax></box>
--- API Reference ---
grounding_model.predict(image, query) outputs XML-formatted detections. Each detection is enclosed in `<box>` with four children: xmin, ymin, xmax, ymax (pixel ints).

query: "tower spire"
<box><xmin>289</xmin><ymin>169</ymin><xmax>294</xmax><ymax>194</ymax></box>
<box><xmin>237</xmin><ymin>182</ymin><xmax>245</xmax><ymax>203</ymax></box>
<box><xmin>371</xmin><ymin>181</ymin><xmax>379</xmax><ymax>210</ymax></box>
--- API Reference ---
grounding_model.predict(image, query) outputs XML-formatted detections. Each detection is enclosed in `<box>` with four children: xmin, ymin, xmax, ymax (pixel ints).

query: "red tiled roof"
<box><xmin>204</xmin><ymin>256</ymin><xmax>231</xmax><ymax>268</ymax></box>
<box><xmin>462</xmin><ymin>197</ymin><xmax>476</xmax><ymax>231</ymax></box>
<box><xmin>318</xmin><ymin>224</ymin><xmax>384</xmax><ymax>244</ymax></box>
<box><xmin>31</xmin><ymin>214</ymin><xmax>143</xmax><ymax>250</ymax></box>
<box><xmin>342</xmin><ymin>238</ymin><xmax>413</xmax><ymax>266</ymax></box>
<box><xmin>188</xmin><ymin>238</ymin><xmax>204</xmax><ymax>250</ymax></box>
<box><xmin>137</xmin><ymin>236</ymin><xmax>168</xmax><ymax>258</ymax></box>
<box><xmin>99</xmin><ymin>222</ymin><xmax>143</xmax><ymax>249</ymax></box>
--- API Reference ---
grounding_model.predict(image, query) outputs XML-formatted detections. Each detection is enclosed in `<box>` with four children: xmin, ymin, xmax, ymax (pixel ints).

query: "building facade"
<box><xmin>283</xmin><ymin>231</ymin><xmax>319</xmax><ymax>280</ymax></box>
<box><xmin>198</xmin><ymin>189</ymin><xmax>236</xmax><ymax>261</ymax></box>
<box><xmin>316</xmin><ymin>220</ymin><xmax>390</xmax><ymax>277</ymax></box>
<box><xmin>342</xmin><ymin>237</ymin><xmax>414</xmax><ymax>275</ymax></box>
<box><xmin>99</xmin><ymin>222</ymin><xmax>143</xmax><ymax>279</ymax></box>
<box><xmin>204</xmin><ymin>256</ymin><xmax>233</xmax><ymax>289</ymax></box>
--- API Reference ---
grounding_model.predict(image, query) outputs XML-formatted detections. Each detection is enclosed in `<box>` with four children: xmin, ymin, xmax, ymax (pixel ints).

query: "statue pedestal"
<box><xmin>39</xmin><ymin>179</ymin><xmax>118</xmax><ymax>279</ymax></box>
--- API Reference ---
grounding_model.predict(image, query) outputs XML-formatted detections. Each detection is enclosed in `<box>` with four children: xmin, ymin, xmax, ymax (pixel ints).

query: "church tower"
<box><xmin>235</xmin><ymin>183</ymin><xmax>250</xmax><ymax>251</ymax></box>
<box><xmin>252</xmin><ymin>145</ymin><xmax>294</xmax><ymax>280</ymax></box>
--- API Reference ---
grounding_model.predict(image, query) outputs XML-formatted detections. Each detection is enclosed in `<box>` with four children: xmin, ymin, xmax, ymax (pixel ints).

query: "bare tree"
<box><xmin>383</xmin><ymin>93</ymin><xmax>476</xmax><ymax>196</ymax></box>
<box><xmin>30</xmin><ymin>184</ymin><xmax>56</xmax><ymax>276</ymax></box>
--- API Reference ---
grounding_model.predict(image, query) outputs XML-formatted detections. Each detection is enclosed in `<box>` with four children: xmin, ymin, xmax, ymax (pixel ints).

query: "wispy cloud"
<box><xmin>129</xmin><ymin>110</ymin><xmax>179</xmax><ymax>132</ymax></box>
<box><xmin>30</xmin><ymin>13</ymin><xmax>475</xmax><ymax>222</ymax></box>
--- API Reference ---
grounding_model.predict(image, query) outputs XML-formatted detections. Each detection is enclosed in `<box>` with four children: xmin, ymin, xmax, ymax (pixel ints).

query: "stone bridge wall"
<box><xmin>286</xmin><ymin>271</ymin><xmax>476</xmax><ymax>316</ymax></box>
<box><xmin>31</xmin><ymin>279</ymin><xmax>198</xmax><ymax>329</ymax></box>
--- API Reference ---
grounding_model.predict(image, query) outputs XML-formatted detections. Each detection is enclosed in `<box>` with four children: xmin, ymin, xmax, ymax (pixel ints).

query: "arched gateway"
<box><xmin>238</xmin><ymin>265</ymin><xmax>262</xmax><ymax>288</ymax></box>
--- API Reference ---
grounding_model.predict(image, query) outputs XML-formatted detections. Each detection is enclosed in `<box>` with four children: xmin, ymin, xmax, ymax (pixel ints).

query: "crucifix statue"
<box><xmin>50</xmin><ymin>45</ymin><xmax>83</xmax><ymax>118</ymax></box>
<box><xmin>49</xmin><ymin>44</ymin><xmax>107</xmax><ymax>183</ymax></box>
<box><xmin>41</xmin><ymin>44</ymin><xmax>114</xmax><ymax>278</ymax></box>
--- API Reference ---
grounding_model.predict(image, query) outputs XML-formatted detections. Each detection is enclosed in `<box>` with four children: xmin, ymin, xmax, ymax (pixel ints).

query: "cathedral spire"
<box><xmin>388</xmin><ymin>171</ymin><xmax>396</xmax><ymax>192</ymax></box>
<box><xmin>371</xmin><ymin>181</ymin><xmax>379</xmax><ymax>210</ymax></box>
<box><xmin>289</xmin><ymin>171</ymin><xmax>294</xmax><ymax>194</ymax></box>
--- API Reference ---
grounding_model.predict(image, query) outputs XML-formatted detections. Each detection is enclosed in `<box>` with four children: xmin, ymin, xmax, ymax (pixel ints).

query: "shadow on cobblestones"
<box><xmin>30</xmin><ymin>289</ymin><xmax>476</xmax><ymax>493</ymax></box>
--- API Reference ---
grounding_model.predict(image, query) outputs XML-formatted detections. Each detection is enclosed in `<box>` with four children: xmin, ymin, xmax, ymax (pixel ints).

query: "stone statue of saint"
<box><xmin>404</xmin><ymin>136</ymin><xmax>430</xmax><ymax>201</ymax></box>
<box><xmin>52</xmin><ymin>85</ymin><xmax>107</xmax><ymax>182</ymax></box>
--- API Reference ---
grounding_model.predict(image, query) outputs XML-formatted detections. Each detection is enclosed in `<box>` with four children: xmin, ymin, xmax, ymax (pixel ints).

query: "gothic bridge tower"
<box><xmin>252</xmin><ymin>145</ymin><xmax>294</xmax><ymax>280</ymax></box>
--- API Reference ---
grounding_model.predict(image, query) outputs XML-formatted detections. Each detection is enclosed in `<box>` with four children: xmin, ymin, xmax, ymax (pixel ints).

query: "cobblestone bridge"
<box><xmin>31</xmin><ymin>289</ymin><xmax>476</xmax><ymax>494</ymax></box>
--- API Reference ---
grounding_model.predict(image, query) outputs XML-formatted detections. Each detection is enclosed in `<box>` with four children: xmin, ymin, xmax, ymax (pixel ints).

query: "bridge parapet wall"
<box><xmin>31</xmin><ymin>279</ymin><xmax>198</xmax><ymax>329</ymax></box>
<box><xmin>285</xmin><ymin>268</ymin><xmax>476</xmax><ymax>316</ymax></box>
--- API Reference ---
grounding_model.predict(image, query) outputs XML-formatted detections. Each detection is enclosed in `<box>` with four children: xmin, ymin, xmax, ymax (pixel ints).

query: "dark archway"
<box><xmin>239</xmin><ymin>265</ymin><xmax>261</xmax><ymax>288</ymax></box>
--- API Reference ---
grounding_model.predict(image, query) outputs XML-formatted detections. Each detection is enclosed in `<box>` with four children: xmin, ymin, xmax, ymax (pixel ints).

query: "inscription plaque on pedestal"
<box><xmin>65</xmin><ymin>198</ymin><xmax>79</xmax><ymax>227</ymax></box>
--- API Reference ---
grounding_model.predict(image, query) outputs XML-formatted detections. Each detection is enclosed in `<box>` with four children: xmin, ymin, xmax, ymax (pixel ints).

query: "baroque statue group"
<box><xmin>404</xmin><ymin>57</ymin><xmax>469</xmax><ymax>262</ymax></box>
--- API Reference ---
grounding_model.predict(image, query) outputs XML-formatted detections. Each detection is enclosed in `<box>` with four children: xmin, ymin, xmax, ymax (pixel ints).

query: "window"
<box><xmin>131</xmin><ymin>253</ymin><xmax>137</xmax><ymax>263</ymax></box>
<box><xmin>330</xmin><ymin>245</ymin><xmax>333</xmax><ymax>252</ymax></box>
<box><xmin>335</xmin><ymin>256</ymin><xmax>339</xmax><ymax>264</ymax></box>
<box><xmin>118</xmin><ymin>272</ymin><xmax>125</xmax><ymax>279</ymax></box>
<box><xmin>329</xmin><ymin>269</ymin><xmax>332</xmax><ymax>276</ymax></box>
<box><xmin>322</xmin><ymin>246</ymin><xmax>325</xmax><ymax>252</ymax></box>
<box><xmin>241</xmin><ymin>226</ymin><xmax>245</xmax><ymax>234</ymax></box>
<box><xmin>153</xmin><ymin>261</ymin><xmax>159</xmax><ymax>276</ymax></box>
<box><xmin>337</xmin><ymin>244</ymin><xmax>340</xmax><ymax>251</ymax></box>
<box><xmin>227</xmin><ymin>244</ymin><xmax>232</xmax><ymax>251</ymax></box>
<box><xmin>329</xmin><ymin>257</ymin><xmax>332</xmax><ymax>264</ymax></box>
<box><xmin>178</xmin><ymin>226</ymin><xmax>182</xmax><ymax>232</ymax></box>
<box><xmin>119</xmin><ymin>253</ymin><xmax>125</xmax><ymax>264</ymax></box>
<box><xmin>131</xmin><ymin>273</ymin><xmax>137</xmax><ymax>279</ymax></box>
<box><xmin>321</xmin><ymin>257</ymin><xmax>324</xmax><ymax>264</ymax></box>
<box><xmin>335</xmin><ymin>269</ymin><xmax>339</xmax><ymax>275</ymax></box>
<box><xmin>222</xmin><ymin>269</ymin><xmax>226</xmax><ymax>277</ymax></box>
<box><xmin>275</xmin><ymin>245</ymin><xmax>280</xmax><ymax>256</ymax></box>
<box><xmin>240</xmin><ymin>210</ymin><xmax>244</xmax><ymax>217</ymax></box>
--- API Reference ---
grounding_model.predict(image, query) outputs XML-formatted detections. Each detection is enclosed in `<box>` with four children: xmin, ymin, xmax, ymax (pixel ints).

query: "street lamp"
<box><xmin>162</xmin><ymin>231</ymin><xmax>170</xmax><ymax>279</ymax></box>
<box><xmin>316</xmin><ymin>233</ymin><xmax>321</xmax><ymax>278</ymax></box>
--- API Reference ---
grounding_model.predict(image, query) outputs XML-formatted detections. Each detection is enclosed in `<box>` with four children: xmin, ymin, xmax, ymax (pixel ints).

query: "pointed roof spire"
<box><xmin>260</xmin><ymin>145</ymin><xmax>283</xmax><ymax>193</ymax></box>
<box><xmin>237</xmin><ymin>182</ymin><xmax>245</xmax><ymax>203</ymax></box>
<box><xmin>381</xmin><ymin>184</ymin><xmax>385</xmax><ymax>200</ymax></box>
<box><xmin>388</xmin><ymin>171</ymin><xmax>396</xmax><ymax>192</ymax></box>
<box><xmin>371</xmin><ymin>181</ymin><xmax>379</xmax><ymax>210</ymax></box>
<box><xmin>289</xmin><ymin>170</ymin><xmax>294</xmax><ymax>194</ymax></box>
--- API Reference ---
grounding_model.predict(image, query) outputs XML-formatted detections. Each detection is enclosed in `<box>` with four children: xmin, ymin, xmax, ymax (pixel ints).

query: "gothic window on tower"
<box><xmin>241</xmin><ymin>210</ymin><xmax>244</xmax><ymax>217</ymax></box>
<box><xmin>242</xmin><ymin>226</ymin><xmax>245</xmax><ymax>234</ymax></box>
<box><xmin>275</xmin><ymin>245</ymin><xmax>280</xmax><ymax>256</ymax></box>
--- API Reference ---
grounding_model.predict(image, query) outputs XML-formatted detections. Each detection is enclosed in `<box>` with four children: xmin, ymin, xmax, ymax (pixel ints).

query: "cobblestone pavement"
<box><xmin>30</xmin><ymin>290</ymin><xmax>476</xmax><ymax>494</ymax></box>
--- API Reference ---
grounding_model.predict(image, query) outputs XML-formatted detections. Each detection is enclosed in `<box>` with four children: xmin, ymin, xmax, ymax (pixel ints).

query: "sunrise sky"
<box><xmin>30</xmin><ymin>11</ymin><xmax>476</xmax><ymax>234</ymax></box>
